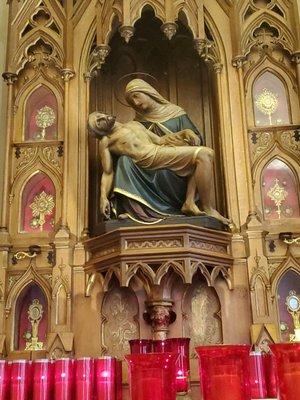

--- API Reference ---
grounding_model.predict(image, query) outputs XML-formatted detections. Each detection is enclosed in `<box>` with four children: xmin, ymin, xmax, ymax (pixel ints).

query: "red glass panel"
<box><xmin>253</xmin><ymin>71</ymin><xmax>290</xmax><ymax>126</ymax></box>
<box><xmin>25</xmin><ymin>86</ymin><xmax>58</xmax><ymax>141</ymax></box>
<box><xmin>277</xmin><ymin>270</ymin><xmax>300</xmax><ymax>341</ymax></box>
<box><xmin>15</xmin><ymin>284</ymin><xmax>47</xmax><ymax>351</ymax></box>
<box><xmin>125</xmin><ymin>353</ymin><xmax>177</xmax><ymax>400</ymax></box>
<box><xmin>270</xmin><ymin>343</ymin><xmax>300</xmax><ymax>400</ymax></box>
<box><xmin>196</xmin><ymin>345</ymin><xmax>251</xmax><ymax>400</ymax></box>
<box><xmin>21</xmin><ymin>172</ymin><xmax>56</xmax><ymax>233</ymax></box>
<box><xmin>32</xmin><ymin>360</ymin><xmax>54</xmax><ymax>400</ymax></box>
<box><xmin>261</xmin><ymin>159</ymin><xmax>300</xmax><ymax>220</ymax></box>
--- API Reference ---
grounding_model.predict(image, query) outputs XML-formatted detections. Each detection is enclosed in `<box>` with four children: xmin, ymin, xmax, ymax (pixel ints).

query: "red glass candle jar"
<box><xmin>74</xmin><ymin>358</ymin><xmax>93</xmax><ymax>400</ymax></box>
<box><xmin>249</xmin><ymin>352</ymin><xmax>267</xmax><ymax>399</ymax></box>
<box><xmin>125</xmin><ymin>353</ymin><xmax>177</xmax><ymax>400</ymax></box>
<box><xmin>94</xmin><ymin>357</ymin><xmax>116</xmax><ymax>400</ymax></box>
<box><xmin>166</xmin><ymin>338</ymin><xmax>190</xmax><ymax>394</ymax></box>
<box><xmin>32</xmin><ymin>359</ymin><xmax>54</xmax><ymax>400</ymax></box>
<box><xmin>10</xmin><ymin>360</ymin><xmax>31</xmax><ymax>400</ymax></box>
<box><xmin>196</xmin><ymin>345</ymin><xmax>251</xmax><ymax>400</ymax></box>
<box><xmin>115</xmin><ymin>360</ymin><xmax>122</xmax><ymax>400</ymax></box>
<box><xmin>262</xmin><ymin>352</ymin><xmax>278</xmax><ymax>398</ymax></box>
<box><xmin>152</xmin><ymin>340</ymin><xmax>170</xmax><ymax>353</ymax></box>
<box><xmin>270</xmin><ymin>343</ymin><xmax>300</xmax><ymax>400</ymax></box>
<box><xmin>129</xmin><ymin>340</ymin><xmax>153</xmax><ymax>354</ymax></box>
<box><xmin>54</xmin><ymin>358</ymin><xmax>74</xmax><ymax>400</ymax></box>
<box><xmin>0</xmin><ymin>360</ymin><xmax>10</xmax><ymax>400</ymax></box>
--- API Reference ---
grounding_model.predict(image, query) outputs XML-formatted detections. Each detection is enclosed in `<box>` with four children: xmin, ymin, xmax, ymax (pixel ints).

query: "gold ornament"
<box><xmin>30</xmin><ymin>191</ymin><xmax>55</xmax><ymax>231</ymax></box>
<box><xmin>25</xmin><ymin>299</ymin><xmax>44</xmax><ymax>351</ymax></box>
<box><xmin>267</xmin><ymin>179</ymin><xmax>288</xmax><ymax>219</ymax></box>
<box><xmin>35</xmin><ymin>106</ymin><xmax>55</xmax><ymax>140</ymax></box>
<box><xmin>255</xmin><ymin>88</ymin><xmax>278</xmax><ymax>125</ymax></box>
<box><xmin>286</xmin><ymin>291</ymin><xmax>300</xmax><ymax>342</ymax></box>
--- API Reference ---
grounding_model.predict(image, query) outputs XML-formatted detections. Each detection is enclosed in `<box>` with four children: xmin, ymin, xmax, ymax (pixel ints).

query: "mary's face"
<box><xmin>127</xmin><ymin>91</ymin><xmax>154</xmax><ymax>113</ymax></box>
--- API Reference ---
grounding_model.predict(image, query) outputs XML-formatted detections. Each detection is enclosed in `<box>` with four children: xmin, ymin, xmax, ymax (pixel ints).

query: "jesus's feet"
<box><xmin>181</xmin><ymin>202</ymin><xmax>206</xmax><ymax>216</ymax></box>
<box><xmin>203</xmin><ymin>207</ymin><xmax>230</xmax><ymax>225</ymax></box>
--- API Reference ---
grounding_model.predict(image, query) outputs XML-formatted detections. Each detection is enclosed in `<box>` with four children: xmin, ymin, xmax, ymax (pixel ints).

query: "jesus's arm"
<box><xmin>99</xmin><ymin>136</ymin><xmax>114</xmax><ymax>219</ymax></box>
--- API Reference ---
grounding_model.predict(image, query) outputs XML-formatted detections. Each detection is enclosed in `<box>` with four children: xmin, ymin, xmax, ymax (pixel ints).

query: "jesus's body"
<box><xmin>88</xmin><ymin>112</ymin><xmax>229</xmax><ymax>225</ymax></box>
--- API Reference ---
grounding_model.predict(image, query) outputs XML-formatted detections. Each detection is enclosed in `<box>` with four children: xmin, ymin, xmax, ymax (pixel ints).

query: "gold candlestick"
<box><xmin>25</xmin><ymin>299</ymin><xmax>44</xmax><ymax>351</ymax></box>
<box><xmin>286</xmin><ymin>291</ymin><xmax>300</xmax><ymax>342</ymax></box>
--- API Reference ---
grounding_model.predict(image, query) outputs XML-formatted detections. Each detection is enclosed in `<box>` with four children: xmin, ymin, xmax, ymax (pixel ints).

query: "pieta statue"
<box><xmin>88</xmin><ymin>79</ymin><xmax>229</xmax><ymax>226</ymax></box>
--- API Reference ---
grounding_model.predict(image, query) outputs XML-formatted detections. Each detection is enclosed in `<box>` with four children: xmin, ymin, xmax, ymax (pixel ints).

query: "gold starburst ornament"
<box><xmin>30</xmin><ymin>191</ymin><xmax>55</xmax><ymax>231</ymax></box>
<box><xmin>255</xmin><ymin>88</ymin><xmax>278</xmax><ymax>125</ymax></box>
<box><xmin>35</xmin><ymin>105</ymin><xmax>55</xmax><ymax>140</ymax></box>
<box><xmin>267</xmin><ymin>179</ymin><xmax>288</xmax><ymax>219</ymax></box>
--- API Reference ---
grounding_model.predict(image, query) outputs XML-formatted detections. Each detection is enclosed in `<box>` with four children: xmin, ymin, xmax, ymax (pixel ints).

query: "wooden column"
<box><xmin>61</xmin><ymin>69</ymin><xmax>75</xmax><ymax>229</ymax></box>
<box><xmin>0</xmin><ymin>72</ymin><xmax>17</xmax><ymax>232</ymax></box>
<box><xmin>232</xmin><ymin>56</ymin><xmax>257</xmax><ymax>223</ymax></box>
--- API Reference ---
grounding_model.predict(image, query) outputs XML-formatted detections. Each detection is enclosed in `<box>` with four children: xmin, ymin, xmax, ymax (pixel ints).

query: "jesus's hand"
<box><xmin>100</xmin><ymin>197</ymin><xmax>111</xmax><ymax>219</ymax></box>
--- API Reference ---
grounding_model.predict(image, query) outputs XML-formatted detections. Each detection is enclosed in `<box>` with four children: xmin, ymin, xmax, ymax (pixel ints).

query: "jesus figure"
<box><xmin>88</xmin><ymin>112</ymin><xmax>229</xmax><ymax>225</ymax></box>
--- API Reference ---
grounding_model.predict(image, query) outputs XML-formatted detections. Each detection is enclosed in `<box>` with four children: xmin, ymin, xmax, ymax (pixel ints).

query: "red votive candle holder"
<box><xmin>10</xmin><ymin>360</ymin><xmax>31</xmax><ymax>400</ymax></box>
<box><xmin>116</xmin><ymin>360</ymin><xmax>122</xmax><ymax>400</ymax></box>
<box><xmin>196</xmin><ymin>345</ymin><xmax>251</xmax><ymax>400</ymax></box>
<box><xmin>125</xmin><ymin>353</ymin><xmax>177</xmax><ymax>400</ymax></box>
<box><xmin>270</xmin><ymin>343</ymin><xmax>300</xmax><ymax>400</ymax></box>
<box><xmin>54</xmin><ymin>358</ymin><xmax>74</xmax><ymax>400</ymax></box>
<box><xmin>32</xmin><ymin>359</ymin><xmax>54</xmax><ymax>400</ymax></box>
<box><xmin>167</xmin><ymin>338</ymin><xmax>190</xmax><ymax>394</ymax></box>
<box><xmin>152</xmin><ymin>340</ymin><xmax>170</xmax><ymax>353</ymax></box>
<box><xmin>0</xmin><ymin>360</ymin><xmax>10</xmax><ymax>400</ymax></box>
<box><xmin>249</xmin><ymin>352</ymin><xmax>267</xmax><ymax>399</ymax></box>
<box><xmin>94</xmin><ymin>357</ymin><xmax>116</xmax><ymax>400</ymax></box>
<box><xmin>262</xmin><ymin>352</ymin><xmax>278</xmax><ymax>398</ymax></box>
<box><xmin>129</xmin><ymin>340</ymin><xmax>153</xmax><ymax>354</ymax></box>
<box><xmin>75</xmin><ymin>358</ymin><xmax>94</xmax><ymax>400</ymax></box>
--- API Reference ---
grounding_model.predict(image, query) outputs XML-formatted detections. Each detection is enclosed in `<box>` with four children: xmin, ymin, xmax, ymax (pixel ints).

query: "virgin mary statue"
<box><xmin>112</xmin><ymin>79</ymin><xmax>204</xmax><ymax>223</ymax></box>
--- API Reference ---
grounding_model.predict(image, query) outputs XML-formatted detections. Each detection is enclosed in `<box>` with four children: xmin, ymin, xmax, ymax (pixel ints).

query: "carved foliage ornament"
<box><xmin>102</xmin><ymin>288</ymin><xmax>139</xmax><ymax>358</ymax></box>
<box><xmin>249</xmin><ymin>129</ymin><xmax>300</xmax><ymax>165</ymax></box>
<box><xmin>183</xmin><ymin>283</ymin><xmax>222</xmax><ymax>357</ymax></box>
<box><xmin>18</xmin><ymin>40</ymin><xmax>63</xmax><ymax>74</ymax></box>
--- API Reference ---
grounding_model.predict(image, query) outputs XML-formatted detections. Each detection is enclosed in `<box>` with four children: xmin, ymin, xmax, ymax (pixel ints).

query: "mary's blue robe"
<box><xmin>113</xmin><ymin>114</ymin><xmax>203</xmax><ymax>223</ymax></box>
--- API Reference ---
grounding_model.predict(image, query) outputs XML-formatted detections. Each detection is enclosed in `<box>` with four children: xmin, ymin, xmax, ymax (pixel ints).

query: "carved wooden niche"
<box><xmin>20</xmin><ymin>172</ymin><xmax>56</xmax><ymax>233</ymax></box>
<box><xmin>261</xmin><ymin>159</ymin><xmax>300</xmax><ymax>220</ymax></box>
<box><xmin>14</xmin><ymin>283</ymin><xmax>47</xmax><ymax>351</ymax></box>
<box><xmin>24</xmin><ymin>86</ymin><xmax>58</xmax><ymax>141</ymax></box>
<box><xmin>101</xmin><ymin>286</ymin><xmax>139</xmax><ymax>358</ymax></box>
<box><xmin>182</xmin><ymin>277</ymin><xmax>222</xmax><ymax>357</ymax></box>
<box><xmin>277</xmin><ymin>270</ymin><xmax>300</xmax><ymax>342</ymax></box>
<box><xmin>89</xmin><ymin>6</ymin><xmax>225</xmax><ymax>233</ymax></box>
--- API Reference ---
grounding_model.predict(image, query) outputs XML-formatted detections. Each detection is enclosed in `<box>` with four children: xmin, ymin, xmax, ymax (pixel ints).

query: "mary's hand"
<box><xmin>182</xmin><ymin>129</ymin><xmax>201</xmax><ymax>146</ymax></box>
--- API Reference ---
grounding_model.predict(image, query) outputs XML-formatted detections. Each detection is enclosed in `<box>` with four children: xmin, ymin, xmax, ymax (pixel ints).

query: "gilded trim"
<box><xmin>113</xmin><ymin>187</ymin><xmax>177</xmax><ymax>217</ymax></box>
